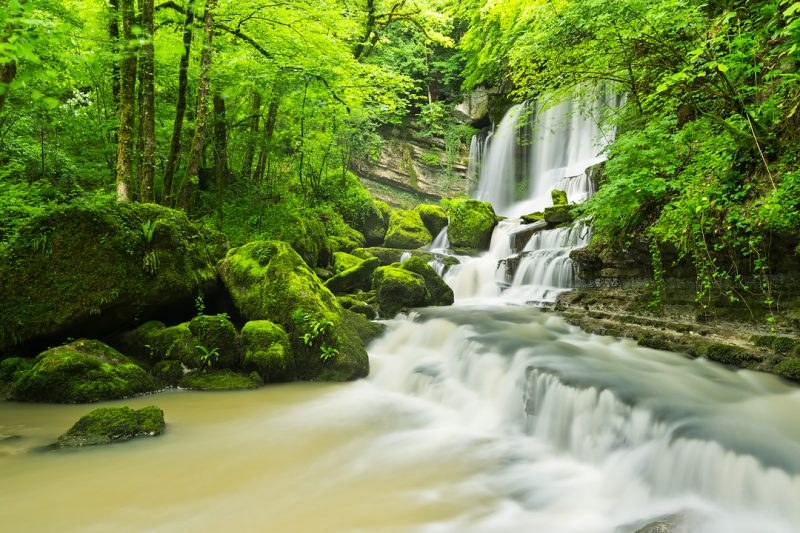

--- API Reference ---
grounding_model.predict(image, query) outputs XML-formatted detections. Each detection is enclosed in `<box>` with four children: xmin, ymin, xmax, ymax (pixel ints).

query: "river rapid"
<box><xmin>2</xmin><ymin>304</ymin><xmax>799</xmax><ymax>533</ymax></box>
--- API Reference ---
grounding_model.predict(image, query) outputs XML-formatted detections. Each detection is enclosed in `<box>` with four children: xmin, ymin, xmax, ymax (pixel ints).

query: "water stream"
<box><xmin>1</xmin><ymin>92</ymin><xmax>798</xmax><ymax>532</ymax></box>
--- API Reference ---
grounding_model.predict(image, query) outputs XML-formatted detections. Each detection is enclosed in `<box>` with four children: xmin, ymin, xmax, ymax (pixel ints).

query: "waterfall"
<box><xmin>444</xmin><ymin>88</ymin><xmax>618</xmax><ymax>305</ymax></box>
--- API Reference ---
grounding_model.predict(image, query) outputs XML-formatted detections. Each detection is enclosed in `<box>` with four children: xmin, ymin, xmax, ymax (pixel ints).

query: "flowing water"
<box><xmin>2</xmin><ymin>91</ymin><xmax>798</xmax><ymax>532</ymax></box>
<box><xmin>2</xmin><ymin>307</ymin><xmax>799</xmax><ymax>532</ymax></box>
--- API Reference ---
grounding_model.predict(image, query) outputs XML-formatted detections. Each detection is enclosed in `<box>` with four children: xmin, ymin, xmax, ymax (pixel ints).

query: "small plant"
<box><xmin>142</xmin><ymin>249</ymin><xmax>159</xmax><ymax>276</ymax></box>
<box><xmin>292</xmin><ymin>309</ymin><xmax>338</xmax><ymax>361</ymax></box>
<box><xmin>320</xmin><ymin>345</ymin><xmax>339</xmax><ymax>362</ymax></box>
<box><xmin>195</xmin><ymin>345</ymin><xmax>220</xmax><ymax>369</ymax></box>
<box><xmin>194</xmin><ymin>293</ymin><xmax>206</xmax><ymax>316</ymax></box>
<box><xmin>141</xmin><ymin>219</ymin><xmax>158</xmax><ymax>245</ymax></box>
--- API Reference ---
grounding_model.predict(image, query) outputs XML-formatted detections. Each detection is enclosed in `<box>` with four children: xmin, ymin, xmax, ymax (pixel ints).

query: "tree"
<box><xmin>114</xmin><ymin>0</ymin><xmax>137</xmax><ymax>202</ymax></box>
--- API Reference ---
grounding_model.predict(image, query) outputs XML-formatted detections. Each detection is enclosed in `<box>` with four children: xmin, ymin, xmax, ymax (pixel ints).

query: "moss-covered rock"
<box><xmin>337</xmin><ymin>295</ymin><xmax>378</xmax><ymax>319</ymax></box>
<box><xmin>333</xmin><ymin>251</ymin><xmax>363</xmax><ymax>275</ymax></box>
<box><xmin>56</xmin><ymin>406</ymin><xmax>165</xmax><ymax>447</ymax></box>
<box><xmin>0</xmin><ymin>201</ymin><xmax>218</xmax><ymax>354</ymax></box>
<box><xmin>383</xmin><ymin>210</ymin><xmax>432</xmax><ymax>249</ymax></box>
<box><xmin>116</xmin><ymin>320</ymin><xmax>167</xmax><ymax>362</ymax></box>
<box><xmin>359</xmin><ymin>200</ymin><xmax>392</xmax><ymax>246</ymax></box>
<box><xmin>521</xmin><ymin>211</ymin><xmax>545</xmax><ymax>224</ymax></box>
<box><xmin>341</xmin><ymin>308</ymin><xmax>385</xmax><ymax>344</ymax></box>
<box><xmin>0</xmin><ymin>357</ymin><xmax>34</xmax><ymax>384</ymax></box>
<box><xmin>774</xmin><ymin>358</ymin><xmax>800</xmax><ymax>382</ymax></box>
<box><xmin>544</xmin><ymin>205</ymin><xmax>574</xmax><ymax>226</ymax></box>
<box><xmin>414</xmin><ymin>204</ymin><xmax>448</xmax><ymax>237</ymax></box>
<box><xmin>551</xmin><ymin>189</ymin><xmax>568</xmax><ymax>206</ymax></box>
<box><xmin>328</xmin><ymin>226</ymin><xmax>366</xmax><ymax>254</ymax></box>
<box><xmin>219</xmin><ymin>240</ymin><xmax>368</xmax><ymax>381</ymax></box>
<box><xmin>152</xmin><ymin>360</ymin><xmax>184</xmax><ymax>386</ymax></box>
<box><xmin>354</xmin><ymin>247</ymin><xmax>459</xmax><ymax>268</ymax></box>
<box><xmin>188</xmin><ymin>314</ymin><xmax>240</xmax><ymax>369</ymax></box>
<box><xmin>400</xmin><ymin>257</ymin><xmax>454</xmax><ymax>307</ymax></box>
<box><xmin>178</xmin><ymin>369</ymin><xmax>261</xmax><ymax>390</ymax></box>
<box><xmin>372</xmin><ymin>266</ymin><xmax>429</xmax><ymax>317</ymax></box>
<box><xmin>274</xmin><ymin>214</ymin><xmax>333</xmax><ymax>269</ymax></box>
<box><xmin>446</xmin><ymin>199</ymin><xmax>498</xmax><ymax>250</ymax></box>
<box><xmin>324</xmin><ymin>257</ymin><xmax>380</xmax><ymax>295</ymax></box>
<box><xmin>240</xmin><ymin>320</ymin><xmax>294</xmax><ymax>382</ymax></box>
<box><xmin>8</xmin><ymin>339</ymin><xmax>162</xmax><ymax>403</ymax></box>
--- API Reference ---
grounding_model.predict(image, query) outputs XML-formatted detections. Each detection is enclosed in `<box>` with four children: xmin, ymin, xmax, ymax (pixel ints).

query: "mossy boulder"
<box><xmin>446</xmin><ymin>199</ymin><xmax>498</xmax><ymax>250</ymax></box>
<box><xmin>400</xmin><ymin>257</ymin><xmax>454</xmax><ymax>307</ymax></box>
<box><xmin>774</xmin><ymin>358</ymin><xmax>800</xmax><ymax>382</ymax></box>
<box><xmin>353</xmin><ymin>247</ymin><xmax>459</xmax><ymax>268</ymax></box>
<box><xmin>274</xmin><ymin>214</ymin><xmax>333</xmax><ymax>268</ymax></box>
<box><xmin>324</xmin><ymin>257</ymin><xmax>380</xmax><ymax>295</ymax></box>
<box><xmin>372</xmin><ymin>266</ymin><xmax>430</xmax><ymax>317</ymax></box>
<box><xmin>328</xmin><ymin>226</ymin><xmax>366</xmax><ymax>254</ymax></box>
<box><xmin>0</xmin><ymin>201</ymin><xmax>218</xmax><ymax>354</ymax></box>
<box><xmin>359</xmin><ymin>200</ymin><xmax>392</xmax><ymax>246</ymax></box>
<box><xmin>0</xmin><ymin>357</ymin><xmax>34</xmax><ymax>384</ymax></box>
<box><xmin>521</xmin><ymin>211</ymin><xmax>545</xmax><ymax>224</ymax></box>
<box><xmin>152</xmin><ymin>360</ymin><xmax>184</xmax><ymax>386</ymax></box>
<box><xmin>551</xmin><ymin>189</ymin><xmax>568</xmax><ymax>206</ymax></box>
<box><xmin>544</xmin><ymin>205</ymin><xmax>574</xmax><ymax>226</ymax></box>
<box><xmin>218</xmin><ymin>240</ymin><xmax>368</xmax><ymax>381</ymax></box>
<box><xmin>414</xmin><ymin>204</ymin><xmax>448</xmax><ymax>237</ymax></box>
<box><xmin>337</xmin><ymin>295</ymin><xmax>378</xmax><ymax>319</ymax></box>
<box><xmin>178</xmin><ymin>369</ymin><xmax>261</xmax><ymax>390</ymax></box>
<box><xmin>240</xmin><ymin>320</ymin><xmax>294</xmax><ymax>382</ymax></box>
<box><xmin>383</xmin><ymin>210</ymin><xmax>432</xmax><ymax>249</ymax></box>
<box><xmin>333</xmin><ymin>251</ymin><xmax>363</xmax><ymax>275</ymax></box>
<box><xmin>8</xmin><ymin>339</ymin><xmax>162</xmax><ymax>403</ymax></box>
<box><xmin>56</xmin><ymin>406</ymin><xmax>165</xmax><ymax>447</ymax></box>
<box><xmin>188</xmin><ymin>314</ymin><xmax>240</xmax><ymax>369</ymax></box>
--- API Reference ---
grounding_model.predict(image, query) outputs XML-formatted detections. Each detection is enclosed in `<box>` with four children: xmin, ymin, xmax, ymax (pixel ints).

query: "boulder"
<box><xmin>219</xmin><ymin>240</ymin><xmax>368</xmax><ymax>381</ymax></box>
<box><xmin>324</xmin><ymin>257</ymin><xmax>380</xmax><ymax>295</ymax></box>
<box><xmin>152</xmin><ymin>360</ymin><xmax>184</xmax><ymax>386</ymax></box>
<box><xmin>337</xmin><ymin>294</ymin><xmax>378</xmax><ymax>320</ymax></box>
<box><xmin>55</xmin><ymin>406</ymin><xmax>165</xmax><ymax>447</ymax></box>
<box><xmin>0</xmin><ymin>201</ymin><xmax>218</xmax><ymax>354</ymax></box>
<box><xmin>359</xmin><ymin>200</ymin><xmax>392</xmax><ymax>246</ymax></box>
<box><xmin>178</xmin><ymin>369</ymin><xmax>261</xmax><ymax>390</ymax></box>
<box><xmin>353</xmin><ymin>247</ymin><xmax>459</xmax><ymax>268</ymax></box>
<box><xmin>551</xmin><ymin>189</ymin><xmax>568</xmax><ymax>206</ymax></box>
<box><xmin>8</xmin><ymin>339</ymin><xmax>162</xmax><ymax>403</ymax></box>
<box><xmin>276</xmin><ymin>214</ymin><xmax>333</xmax><ymax>268</ymax></box>
<box><xmin>372</xmin><ymin>266</ymin><xmax>429</xmax><ymax>317</ymax></box>
<box><xmin>188</xmin><ymin>314</ymin><xmax>240</xmax><ymax>369</ymax></box>
<box><xmin>400</xmin><ymin>257</ymin><xmax>454</xmax><ymax>307</ymax></box>
<box><xmin>544</xmin><ymin>205</ymin><xmax>574</xmax><ymax>226</ymax></box>
<box><xmin>383</xmin><ymin>210</ymin><xmax>432</xmax><ymax>249</ymax></box>
<box><xmin>446</xmin><ymin>199</ymin><xmax>497</xmax><ymax>250</ymax></box>
<box><xmin>328</xmin><ymin>226</ymin><xmax>366</xmax><ymax>254</ymax></box>
<box><xmin>333</xmin><ymin>251</ymin><xmax>363</xmax><ymax>274</ymax></box>
<box><xmin>240</xmin><ymin>320</ymin><xmax>294</xmax><ymax>382</ymax></box>
<box><xmin>414</xmin><ymin>204</ymin><xmax>448</xmax><ymax>237</ymax></box>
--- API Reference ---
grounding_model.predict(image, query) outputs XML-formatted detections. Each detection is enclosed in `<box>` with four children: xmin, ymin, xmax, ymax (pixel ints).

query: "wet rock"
<box><xmin>383</xmin><ymin>209</ymin><xmax>433</xmax><ymax>249</ymax></box>
<box><xmin>178</xmin><ymin>370</ymin><xmax>261</xmax><ymax>390</ymax></box>
<box><xmin>55</xmin><ymin>406</ymin><xmax>165</xmax><ymax>447</ymax></box>
<box><xmin>324</xmin><ymin>257</ymin><xmax>381</xmax><ymax>295</ymax></box>
<box><xmin>446</xmin><ymin>199</ymin><xmax>498</xmax><ymax>250</ymax></box>
<box><xmin>400</xmin><ymin>257</ymin><xmax>454</xmax><ymax>307</ymax></box>
<box><xmin>414</xmin><ymin>204</ymin><xmax>448</xmax><ymax>237</ymax></box>
<box><xmin>240</xmin><ymin>320</ymin><xmax>294</xmax><ymax>382</ymax></box>
<box><xmin>372</xmin><ymin>266</ymin><xmax>430</xmax><ymax>317</ymax></box>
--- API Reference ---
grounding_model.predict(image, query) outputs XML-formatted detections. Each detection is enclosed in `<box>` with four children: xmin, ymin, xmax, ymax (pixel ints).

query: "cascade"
<box><xmin>444</xmin><ymin>89</ymin><xmax>617</xmax><ymax>304</ymax></box>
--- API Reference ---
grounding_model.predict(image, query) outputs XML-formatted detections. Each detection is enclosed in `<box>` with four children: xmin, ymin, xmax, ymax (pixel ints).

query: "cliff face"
<box><xmin>352</xmin><ymin>127</ymin><xmax>471</xmax><ymax>208</ymax></box>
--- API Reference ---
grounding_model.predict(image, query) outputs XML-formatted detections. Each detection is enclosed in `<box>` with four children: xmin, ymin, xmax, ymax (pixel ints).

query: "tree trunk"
<box><xmin>108</xmin><ymin>0</ymin><xmax>121</xmax><ymax>109</ymax></box>
<box><xmin>240</xmin><ymin>91</ymin><xmax>261</xmax><ymax>179</ymax></box>
<box><xmin>212</xmin><ymin>93</ymin><xmax>229</xmax><ymax>187</ymax></box>
<box><xmin>177</xmin><ymin>0</ymin><xmax>217</xmax><ymax>210</ymax></box>
<box><xmin>139</xmin><ymin>0</ymin><xmax>156</xmax><ymax>202</ymax></box>
<box><xmin>162</xmin><ymin>0</ymin><xmax>195</xmax><ymax>206</ymax></box>
<box><xmin>115</xmin><ymin>0</ymin><xmax>137</xmax><ymax>202</ymax></box>
<box><xmin>353</xmin><ymin>0</ymin><xmax>376</xmax><ymax>60</ymax></box>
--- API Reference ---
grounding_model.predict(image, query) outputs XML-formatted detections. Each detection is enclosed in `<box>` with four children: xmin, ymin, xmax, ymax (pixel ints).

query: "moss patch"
<box><xmin>56</xmin><ymin>406</ymin><xmax>165</xmax><ymax>447</ymax></box>
<box><xmin>179</xmin><ymin>370</ymin><xmax>261</xmax><ymax>390</ymax></box>
<box><xmin>414</xmin><ymin>204</ymin><xmax>448</xmax><ymax>237</ymax></box>
<box><xmin>774</xmin><ymin>358</ymin><xmax>800</xmax><ymax>382</ymax></box>
<box><xmin>188</xmin><ymin>314</ymin><xmax>241</xmax><ymax>369</ymax></box>
<box><xmin>333</xmin><ymin>251</ymin><xmax>363</xmax><ymax>275</ymax></box>
<box><xmin>383</xmin><ymin>209</ymin><xmax>432</xmax><ymax>249</ymax></box>
<box><xmin>8</xmin><ymin>339</ymin><xmax>162</xmax><ymax>403</ymax></box>
<box><xmin>241</xmin><ymin>320</ymin><xmax>294</xmax><ymax>382</ymax></box>
<box><xmin>551</xmin><ymin>189</ymin><xmax>568</xmax><ymax>206</ymax></box>
<box><xmin>324</xmin><ymin>257</ymin><xmax>380</xmax><ymax>295</ymax></box>
<box><xmin>400</xmin><ymin>257</ymin><xmax>454</xmax><ymax>306</ymax></box>
<box><xmin>372</xmin><ymin>266</ymin><xmax>429</xmax><ymax>317</ymax></box>
<box><xmin>359</xmin><ymin>200</ymin><xmax>392</xmax><ymax>246</ymax></box>
<box><xmin>446</xmin><ymin>199</ymin><xmax>497</xmax><ymax>250</ymax></box>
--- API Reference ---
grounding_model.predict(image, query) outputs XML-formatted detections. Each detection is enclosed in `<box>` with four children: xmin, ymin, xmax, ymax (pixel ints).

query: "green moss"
<box><xmin>188</xmin><ymin>314</ymin><xmax>241</xmax><ymax>369</ymax></box>
<box><xmin>0</xmin><ymin>201</ymin><xmax>218</xmax><ymax>354</ymax></box>
<box><xmin>446</xmin><ymin>199</ymin><xmax>497</xmax><ymax>250</ymax></box>
<box><xmin>337</xmin><ymin>295</ymin><xmax>378</xmax><ymax>319</ymax></box>
<box><xmin>153</xmin><ymin>360</ymin><xmax>184</xmax><ymax>386</ymax></box>
<box><xmin>8</xmin><ymin>339</ymin><xmax>162</xmax><ymax>403</ymax></box>
<box><xmin>350</xmin><ymin>248</ymin><xmax>377</xmax><ymax>261</ymax></box>
<box><xmin>56</xmin><ymin>406</ymin><xmax>165</xmax><ymax>447</ymax></box>
<box><xmin>324</xmin><ymin>257</ymin><xmax>380</xmax><ymax>295</ymax></box>
<box><xmin>274</xmin><ymin>214</ymin><xmax>333</xmax><ymax>268</ymax></box>
<box><xmin>328</xmin><ymin>226</ymin><xmax>366</xmax><ymax>254</ymax></box>
<box><xmin>774</xmin><ymin>358</ymin><xmax>800</xmax><ymax>381</ymax></box>
<box><xmin>333</xmin><ymin>251</ymin><xmax>363</xmax><ymax>274</ymax></box>
<box><xmin>0</xmin><ymin>357</ymin><xmax>34</xmax><ymax>383</ymax></box>
<box><xmin>544</xmin><ymin>205</ymin><xmax>574</xmax><ymax>225</ymax></box>
<box><xmin>695</xmin><ymin>342</ymin><xmax>759</xmax><ymax>367</ymax></box>
<box><xmin>178</xmin><ymin>369</ymin><xmax>261</xmax><ymax>390</ymax></box>
<box><xmin>521</xmin><ymin>211</ymin><xmax>545</xmax><ymax>224</ymax></box>
<box><xmin>414</xmin><ymin>204</ymin><xmax>448</xmax><ymax>237</ymax></box>
<box><xmin>116</xmin><ymin>320</ymin><xmax>167</xmax><ymax>362</ymax></box>
<box><xmin>383</xmin><ymin>210</ymin><xmax>432</xmax><ymax>249</ymax></box>
<box><xmin>551</xmin><ymin>189</ymin><xmax>568</xmax><ymax>206</ymax></box>
<box><xmin>372</xmin><ymin>266</ymin><xmax>429</xmax><ymax>317</ymax></box>
<box><xmin>240</xmin><ymin>320</ymin><xmax>294</xmax><ymax>382</ymax></box>
<box><xmin>400</xmin><ymin>256</ymin><xmax>454</xmax><ymax>306</ymax></box>
<box><xmin>359</xmin><ymin>200</ymin><xmax>392</xmax><ymax>246</ymax></box>
<box><xmin>219</xmin><ymin>240</ymin><xmax>368</xmax><ymax>381</ymax></box>
<box><xmin>751</xmin><ymin>334</ymin><xmax>798</xmax><ymax>354</ymax></box>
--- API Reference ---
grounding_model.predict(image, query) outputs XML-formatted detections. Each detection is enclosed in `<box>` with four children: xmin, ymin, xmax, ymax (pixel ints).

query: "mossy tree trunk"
<box><xmin>139</xmin><ymin>0</ymin><xmax>156</xmax><ymax>203</ymax></box>
<box><xmin>254</xmin><ymin>87</ymin><xmax>280</xmax><ymax>188</ymax></box>
<box><xmin>115</xmin><ymin>0</ymin><xmax>137</xmax><ymax>202</ymax></box>
<box><xmin>162</xmin><ymin>0</ymin><xmax>195</xmax><ymax>206</ymax></box>
<box><xmin>212</xmin><ymin>93</ymin><xmax>229</xmax><ymax>188</ymax></box>
<box><xmin>177</xmin><ymin>0</ymin><xmax>216</xmax><ymax>210</ymax></box>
